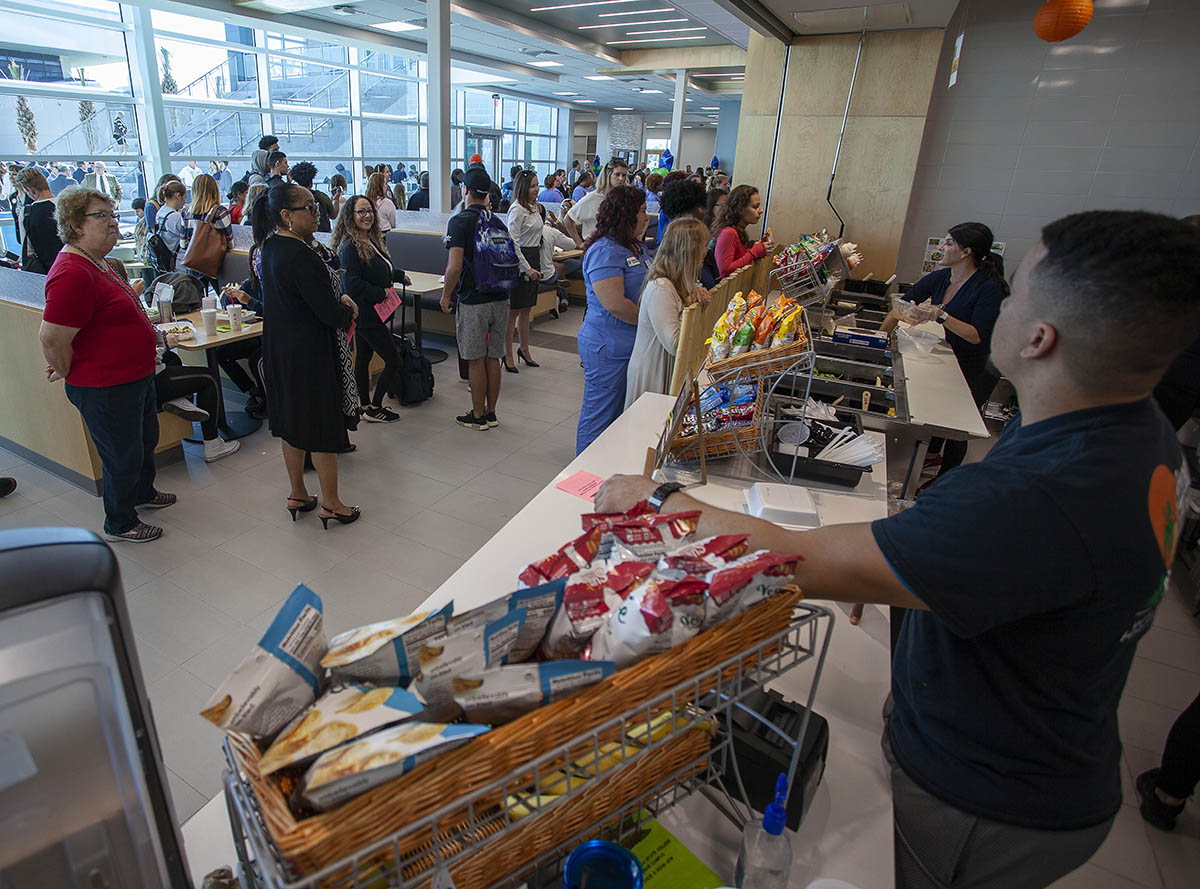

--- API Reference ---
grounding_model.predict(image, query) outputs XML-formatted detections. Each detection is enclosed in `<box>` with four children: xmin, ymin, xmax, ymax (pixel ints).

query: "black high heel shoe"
<box><xmin>286</xmin><ymin>496</ymin><xmax>318</xmax><ymax>521</ymax></box>
<box><xmin>518</xmin><ymin>349</ymin><xmax>539</xmax><ymax>368</ymax></box>
<box><xmin>319</xmin><ymin>505</ymin><xmax>361</xmax><ymax>529</ymax></box>
<box><xmin>503</xmin><ymin>358</ymin><xmax>520</xmax><ymax>374</ymax></box>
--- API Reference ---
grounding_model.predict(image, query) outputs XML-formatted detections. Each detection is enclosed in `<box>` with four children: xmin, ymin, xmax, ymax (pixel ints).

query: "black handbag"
<box><xmin>390</xmin><ymin>334</ymin><xmax>434</xmax><ymax>405</ymax></box>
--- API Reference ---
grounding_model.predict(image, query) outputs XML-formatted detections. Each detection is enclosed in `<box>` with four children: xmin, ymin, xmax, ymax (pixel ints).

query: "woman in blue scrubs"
<box><xmin>576</xmin><ymin>186</ymin><xmax>652</xmax><ymax>453</ymax></box>
<box><xmin>882</xmin><ymin>221</ymin><xmax>1008</xmax><ymax>481</ymax></box>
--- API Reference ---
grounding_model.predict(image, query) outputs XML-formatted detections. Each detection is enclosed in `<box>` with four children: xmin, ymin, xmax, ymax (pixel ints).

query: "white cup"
<box><xmin>228</xmin><ymin>302</ymin><xmax>243</xmax><ymax>332</ymax></box>
<box><xmin>202</xmin><ymin>295</ymin><xmax>218</xmax><ymax>311</ymax></box>
<box><xmin>200</xmin><ymin>308</ymin><xmax>218</xmax><ymax>336</ymax></box>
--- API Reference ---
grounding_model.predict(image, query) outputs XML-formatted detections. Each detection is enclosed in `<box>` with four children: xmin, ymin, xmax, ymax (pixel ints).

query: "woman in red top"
<box><xmin>711</xmin><ymin>184</ymin><xmax>774</xmax><ymax>279</ymax></box>
<box><xmin>39</xmin><ymin>187</ymin><xmax>176</xmax><ymax>543</ymax></box>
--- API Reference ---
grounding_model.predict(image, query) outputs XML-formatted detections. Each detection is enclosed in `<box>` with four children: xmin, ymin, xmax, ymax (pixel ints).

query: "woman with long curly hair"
<box><xmin>332</xmin><ymin>195</ymin><xmax>413</xmax><ymax>422</ymax></box>
<box><xmin>575</xmin><ymin>185</ymin><xmax>651</xmax><ymax>452</ymax></box>
<box><xmin>711</xmin><ymin>183</ymin><xmax>773</xmax><ymax>279</ymax></box>
<box><xmin>366</xmin><ymin>172</ymin><xmax>397</xmax><ymax>232</ymax></box>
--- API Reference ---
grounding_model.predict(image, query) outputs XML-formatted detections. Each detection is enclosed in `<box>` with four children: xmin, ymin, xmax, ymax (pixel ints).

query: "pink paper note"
<box><xmin>555</xmin><ymin>471</ymin><xmax>606</xmax><ymax>502</ymax></box>
<box><xmin>375</xmin><ymin>287</ymin><xmax>403</xmax><ymax>323</ymax></box>
<box><xmin>347</xmin><ymin>320</ymin><xmax>356</xmax><ymax>343</ymax></box>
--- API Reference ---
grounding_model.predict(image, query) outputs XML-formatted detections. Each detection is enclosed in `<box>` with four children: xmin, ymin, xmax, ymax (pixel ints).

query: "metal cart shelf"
<box><xmin>222</xmin><ymin>602</ymin><xmax>835</xmax><ymax>889</ymax></box>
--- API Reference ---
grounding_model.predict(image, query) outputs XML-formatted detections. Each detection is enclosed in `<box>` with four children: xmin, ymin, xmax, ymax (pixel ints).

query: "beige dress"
<box><xmin>625</xmin><ymin>277</ymin><xmax>684</xmax><ymax>409</ymax></box>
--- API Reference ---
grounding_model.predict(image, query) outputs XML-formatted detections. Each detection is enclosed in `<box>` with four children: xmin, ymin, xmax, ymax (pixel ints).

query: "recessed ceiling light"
<box><xmin>626</xmin><ymin>26</ymin><xmax>706</xmax><ymax>34</ymax></box>
<box><xmin>553</xmin><ymin>91</ymin><xmax>579</xmax><ymax>95</ymax></box>
<box><xmin>576</xmin><ymin>99</ymin><xmax>596</xmax><ymax>103</ymax></box>
<box><xmin>372</xmin><ymin>20</ymin><xmax>422</xmax><ymax>32</ymax></box>
<box><xmin>636</xmin><ymin>88</ymin><xmax>663</xmax><ymax>94</ymax></box>
<box><xmin>579</xmin><ymin>18</ymin><xmax>685</xmax><ymax>28</ymax></box>
<box><xmin>599</xmin><ymin>7</ymin><xmax>673</xmax><ymax>15</ymax></box>
<box><xmin>529</xmin><ymin>60</ymin><xmax>563</xmax><ymax>68</ymax></box>
<box><xmin>531</xmin><ymin>0</ymin><xmax>641</xmax><ymax>10</ymax></box>
<box><xmin>584</xmin><ymin>75</ymin><xmax>615</xmax><ymax>80</ymax></box>
<box><xmin>607</xmin><ymin>35</ymin><xmax>705</xmax><ymax>44</ymax></box>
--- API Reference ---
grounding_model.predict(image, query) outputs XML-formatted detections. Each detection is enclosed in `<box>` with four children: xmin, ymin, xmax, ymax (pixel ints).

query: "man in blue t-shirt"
<box><xmin>593</xmin><ymin>211</ymin><xmax>1200</xmax><ymax>889</ymax></box>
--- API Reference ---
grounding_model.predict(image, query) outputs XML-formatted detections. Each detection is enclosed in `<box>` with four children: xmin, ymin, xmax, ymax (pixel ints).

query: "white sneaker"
<box><xmin>203</xmin><ymin>438</ymin><xmax>241</xmax><ymax>463</ymax></box>
<box><xmin>164</xmin><ymin>397</ymin><xmax>210</xmax><ymax>422</ymax></box>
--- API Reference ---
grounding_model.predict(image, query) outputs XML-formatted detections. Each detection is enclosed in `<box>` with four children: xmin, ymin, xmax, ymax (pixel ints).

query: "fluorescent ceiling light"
<box><xmin>575</xmin><ymin>99</ymin><xmax>596</xmax><ymax>103</ymax></box>
<box><xmin>626</xmin><ymin>26</ymin><xmax>706</xmax><ymax>33</ymax></box>
<box><xmin>553</xmin><ymin>90</ymin><xmax>579</xmax><ymax>95</ymax></box>
<box><xmin>599</xmin><ymin>7</ymin><xmax>674</xmax><ymax>16</ymax></box>
<box><xmin>372</xmin><ymin>21</ymin><xmax>423</xmax><ymax>32</ymax></box>
<box><xmin>655</xmin><ymin>121</ymin><xmax>670</xmax><ymax>124</ymax></box>
<box><xmin>613</xmin><ymin>106</ymin><xmax>633</xmax><ymax>110</ymax></box>
<box><xmin>607</xmin><ymin>35</ymin><xmax>705</xmax><ymax>44</ymax></box>
<box><xmin>701</xmin><ymin>106</ymin><xmax>719</xmax><ymax>110</ymax></box>
<box><xmin>692</xmin><ymin>71</ymin><xmax>743</xmax><ymax>76</ymax></box>
<box><xmin>579</xmin><ymin>18</ymin><xmax>684</xmax><ymax>27</ymax></box>
<box><xmin>585</xmin><ymin>75</ymin><xmax>615</xmax><ymax>80</ymax></box>
<box><xmin>531</xmin><ymin>0</ymin><xmax>642</xmax><ymax>10</ymax></box>
<box><xmin>636</xmin><ymin>88</ymin><xmax>663</xmax><ymax>93</ymax></box>
<box><xmin>529</xmin><ymin>60</ymin><xmax>563</xmax><ymax>68</ymax></box>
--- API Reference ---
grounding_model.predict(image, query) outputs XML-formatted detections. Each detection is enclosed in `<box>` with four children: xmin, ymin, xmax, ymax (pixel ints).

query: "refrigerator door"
<box><xmin>0</xmin><ymin>527</ymin><xmax>191</xmax><ymax>889</ymax></box>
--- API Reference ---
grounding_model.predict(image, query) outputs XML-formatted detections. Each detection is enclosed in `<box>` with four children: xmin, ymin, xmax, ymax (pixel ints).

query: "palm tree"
<box><xmin>76</xmin><ymin>68</ymin><xmax>98</xmax><ymax>153</ymax></box>
<box><xmin>3</xmin><ymin>63</ymin><xmax>38</xmax><ymax>153</ymax></box>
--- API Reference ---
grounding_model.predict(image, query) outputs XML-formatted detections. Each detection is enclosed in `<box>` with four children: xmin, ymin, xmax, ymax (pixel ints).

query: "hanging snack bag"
<box><xmin>258</xmin><ymin>683</ymin><xmax>427</xmax><ymax>776</ymax></box>
<box><xmin>302</xmin><ymin>722</ymin><xmax>490</xmax><ymax>811</ymax></box>
<box><xmin>518</xmin><ymin>526</ymin><xmax>603</xmax><ymax>587</ymax></box>
<box><xmin>414</xmin><ymin>609</ymin><xmax>527</xmax><ymax>706</ymax></box>
<box><xmin>452</xmin><ymin>660</ymin><xmax>615</xmax><ymax>725</ymax></box>
<box><xmin>589</xmin><ymin>575</ymin><xmax>708</xmax><ymax>668</ymax></box>
<box><xmin>540</xmin><ymin>560</ymin><xmax>655</xmax><ymax>659</ymax></box>
<box><xmin>201</xmin><ymin>584</ymin><xmax>326</xmax><ymax>738</ymax></box>
<box><xmin>321</xmin><ymin>604</ymin><xmax>454</xmax><ymax>686</ymax></box>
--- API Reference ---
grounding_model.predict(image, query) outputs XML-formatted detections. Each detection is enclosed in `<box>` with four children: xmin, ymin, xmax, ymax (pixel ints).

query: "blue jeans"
<box><xmin>66</xmin><ymin>374</ymin><xmax>160</xmax><ymax>534</ymax></box>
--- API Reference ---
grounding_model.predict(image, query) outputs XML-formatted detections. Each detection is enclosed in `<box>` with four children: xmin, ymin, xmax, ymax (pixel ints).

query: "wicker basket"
<box><xmin>670</xmin><ymin>382</ymin><xmax>765</xmax><ymax>461</ymax></box>
<box><xmin>705</xmin><ymin>333</ymin><xmax>812</xmax><ymax>384</ymax></box>
<box><xmin>226</xmin><ymin>589</ymin><xmax>804</xmax><ymax>886</ymax></box>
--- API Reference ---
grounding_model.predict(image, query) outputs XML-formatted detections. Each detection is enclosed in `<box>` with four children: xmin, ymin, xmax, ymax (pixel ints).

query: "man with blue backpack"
<box><xmin>440</xmin><ymin>167</ymin><xmax>521</xmax><ymax>431</ymax></box>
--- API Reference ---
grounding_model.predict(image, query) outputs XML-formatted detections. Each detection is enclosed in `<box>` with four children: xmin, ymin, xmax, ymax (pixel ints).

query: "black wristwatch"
<box><xmin>649</xmin><ymin>481</ymin><xmax>685</xmax><ymax>513</ymax></box>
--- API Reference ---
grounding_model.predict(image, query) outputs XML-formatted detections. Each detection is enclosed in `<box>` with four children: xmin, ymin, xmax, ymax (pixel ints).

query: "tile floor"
<box><xmin>0</xmin><ymin>310</ymin><xmax>1196</xmax><ymax>888</ymax></box>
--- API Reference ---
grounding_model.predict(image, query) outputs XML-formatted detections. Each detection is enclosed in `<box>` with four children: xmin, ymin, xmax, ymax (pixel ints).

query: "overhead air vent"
<box><xmin>792</xmin><ymin>3</ymin><xmax>912</xmax><ymax>34</ymax></box>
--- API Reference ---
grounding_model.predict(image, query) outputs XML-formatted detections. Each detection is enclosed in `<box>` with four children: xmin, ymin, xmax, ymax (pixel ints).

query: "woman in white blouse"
<box><xmin>624</xmin><ymin>216</ymin><xmax>711</xmax><ymax>408</ymax></box>
<box><xmin>504</xmin><ymin>169</ymin><xmax>544</xmax><ymax>372</ymax></box>
<box><xmin>366</xmin><ymin>172</ymin><xmax>397</xmax><ymax>232</ymax></box>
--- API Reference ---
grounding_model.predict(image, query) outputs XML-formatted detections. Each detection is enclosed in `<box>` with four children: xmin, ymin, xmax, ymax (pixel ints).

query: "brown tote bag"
<box><xmin>182</xmin><ymin>208</ymin><xmax>228</xmax><ymax>278</ymax></box>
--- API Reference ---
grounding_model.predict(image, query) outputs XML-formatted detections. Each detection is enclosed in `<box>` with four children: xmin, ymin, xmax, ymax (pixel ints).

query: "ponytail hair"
<box><xmin>948</xmin><ymin>221</ymin><xmax>1009</xmax><ymax>295</ymax></box>
<box><xmin>250</xmin><ymin>183</ymin><xmax>306</xmax><ymax>246</ymax></box>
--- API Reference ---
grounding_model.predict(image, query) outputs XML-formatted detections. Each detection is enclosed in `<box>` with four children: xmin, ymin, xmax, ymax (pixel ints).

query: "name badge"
<box><xmin>625</xmin><ymin>255</ymin><xmax>640</xmax><ymax>268</ymax></box>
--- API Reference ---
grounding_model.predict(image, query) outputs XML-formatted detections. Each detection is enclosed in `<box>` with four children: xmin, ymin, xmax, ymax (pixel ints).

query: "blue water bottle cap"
<box><xmin>762</xmin><ymin>773</ymin><xmax>788</xmax><ymax>835</ymax></box>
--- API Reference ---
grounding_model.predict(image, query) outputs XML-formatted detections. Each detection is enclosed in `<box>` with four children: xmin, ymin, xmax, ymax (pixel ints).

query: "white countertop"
<box><xmin>895</xmin><ymin>322</ymin><xmax>989</xmax><ymax>439</ymax></box>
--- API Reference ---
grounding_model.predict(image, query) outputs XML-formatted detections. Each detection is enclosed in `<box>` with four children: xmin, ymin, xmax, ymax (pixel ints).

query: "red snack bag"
<box><xmin>518</xmin><ymin>527</ymin><xmax>603</xmax><ymax>588</ymax></box>
<box><xmin>590</xmin><ymin>575</ymin><xmax>708</xmax><ymax>668</ymax></box>
<box><xmin>658</xmin><ymin>534</ymin><xmax>751</xmax><ymax>576</ymax></box>
<box><xmin>608</xmin><ymin>510</ymin><xmax>701</xmax><ymax>560</ymax></box>
<box><xmin>540</xmin><ymin>560</ymin><xmax>655</xmax><ymax>659</ymax></box>
<box><xmin>581</xmin><ymin>499</ymin><xmax>655</xmax><ymax>532</ymax></box>
<box><xmin>704</xmin><ymin>551</ymin><xmax>801</xmax><ymax>627</ymax></box>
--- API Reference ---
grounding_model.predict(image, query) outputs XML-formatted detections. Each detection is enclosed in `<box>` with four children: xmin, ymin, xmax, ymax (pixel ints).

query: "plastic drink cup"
<box><xmin>229</xmin><ymin>302</ymin><xmax>244</xmax><ymax>332</ymax></box>
<box><xmin>201</xmin><ymin>308</ymin><xmax>218</xmax><ymax>335</ymax></box>
<box><xmin>202</xmin><ymin>295</ymin><xmax>218</xmax><ymax>311</ymax></box>
<box><xmin>157</xmin><ymin>296</ymin><xmax>174</xmax><ymax>323</ymax></box>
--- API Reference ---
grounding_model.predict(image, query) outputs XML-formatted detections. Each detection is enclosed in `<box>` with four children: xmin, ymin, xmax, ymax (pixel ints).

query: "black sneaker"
<box><xmin>362</xmin><ymin>405</ymin><xmax>400</xmax><ymax>423</ymax></box>
<box><xmin>484</xmin><ymin>412</ymin><xmax>499</xmax><ymax>428</ymax></box>
<box><xmin>1137</xmin><ymin>768</ymin><xmax>1185</xmax><ymax>831</ymax></box>
<box><xmin>456</xmin><ymin>411</ymin><xmax>488</xmax><ymax>431</ymax></box>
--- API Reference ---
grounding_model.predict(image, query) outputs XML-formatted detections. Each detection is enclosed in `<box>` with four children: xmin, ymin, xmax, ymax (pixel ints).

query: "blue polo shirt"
<box><xmin>874</xmin><ymin>398</ymin><xmax>1183</xmax><ymax>830</ymax></box>
<box><xmin>907</xmin><ymin>268</ymin><xmax>1005</xmax><ymax>363</ymax></box>
<box><xmin>578</xmin><ymin>236</ymin><xmax>651</xmax><ymax>360</ymax></box>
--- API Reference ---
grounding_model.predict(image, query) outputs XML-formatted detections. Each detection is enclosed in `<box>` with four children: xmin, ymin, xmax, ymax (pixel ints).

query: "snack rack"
<box><xmin>221</xmin><ymin>595</ymin><xmax>834</xmax><ymax>889</ymax></box>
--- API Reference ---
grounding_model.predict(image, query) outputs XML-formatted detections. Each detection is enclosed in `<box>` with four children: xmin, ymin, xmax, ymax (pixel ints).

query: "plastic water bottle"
<box><xmin>734</xmin><ymin>774</ymin><xmax>792</xmax><ymax>888</ymax></box>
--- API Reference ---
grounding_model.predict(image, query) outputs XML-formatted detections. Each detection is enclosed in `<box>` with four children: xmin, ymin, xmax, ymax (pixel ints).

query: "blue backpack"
<box><xmin>472</xmin><ymin>210</ymin><xmax>519</xmax><ymax>294</ymax></box>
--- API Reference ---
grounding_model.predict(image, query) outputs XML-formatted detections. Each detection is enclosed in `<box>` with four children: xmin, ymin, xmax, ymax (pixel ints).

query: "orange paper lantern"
<box><xmin>1034</xmin><ymin>0</ymin><xmax>1094</xmax><ymax>42</ymax></box>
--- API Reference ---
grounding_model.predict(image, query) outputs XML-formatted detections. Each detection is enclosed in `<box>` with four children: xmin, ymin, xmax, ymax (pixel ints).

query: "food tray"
<box><xmin>223</xmin><ymin>590</ymin><xmax>819</xmax><ymax>888</ymax></box>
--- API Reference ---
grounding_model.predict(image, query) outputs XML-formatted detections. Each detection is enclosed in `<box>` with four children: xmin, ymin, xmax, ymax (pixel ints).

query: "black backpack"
<box><xmin>389</xmin><ymin>334</ymin><xmax>434</xmax><ymax>405</ymax></box>
<box><xmin>146</xmin><ymin>209</ymin><xmax>179</xmax><ymax>278</ymax></box>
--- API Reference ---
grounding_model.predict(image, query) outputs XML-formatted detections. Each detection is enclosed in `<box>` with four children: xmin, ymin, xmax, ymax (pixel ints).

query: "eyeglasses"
<box><xmin>288</xmin><ymin>203</ymin><xmax>319</xmax><ymax>215</ymax></box>
<box><xmin>353</xmin><ymin>208</ymin><xmax>376</xmax><ymax>217</ymax></box>
<box><xmin>84</xmin><ymin>211</ymin><xmax>120</xmax><ymax>221</ymax></box>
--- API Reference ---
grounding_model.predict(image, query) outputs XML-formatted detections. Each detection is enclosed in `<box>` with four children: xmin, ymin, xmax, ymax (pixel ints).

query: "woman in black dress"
<box><xmin>254</xmin><ymin>185</ymin><xmax>363</xmax><ymax>528</ymax></box>
<box><xmin>331</xmin><ymin>195</ymin><xmax>412</xmax><ymax>422</ymax></box>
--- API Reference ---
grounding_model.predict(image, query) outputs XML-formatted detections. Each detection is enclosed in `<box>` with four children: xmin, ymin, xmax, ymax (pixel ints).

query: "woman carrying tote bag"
<box><xmin>180</xmin><ymin>173</ymin><xmax>233</xmax><ymax>293</ymax></box>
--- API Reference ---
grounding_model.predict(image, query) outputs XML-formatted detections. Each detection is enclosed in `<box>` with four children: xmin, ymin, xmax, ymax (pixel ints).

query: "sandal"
<box><xmin>104</xmin><ymin>521</ymin><xmax>163</xmax><ymax>543</ymax></box>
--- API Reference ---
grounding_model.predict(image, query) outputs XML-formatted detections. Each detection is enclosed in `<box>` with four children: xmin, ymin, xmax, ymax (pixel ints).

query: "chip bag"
<box><xmin>709</xmin><ymin>314</ymin><xmax>731</xmax><ymax>361</ymax></box>
<box><xmin>607</xmin><ymin>509</ymin><xmax>701</xmax><ymax>561</ymax></box>
<box><xmin>540</xmin><ymin>560</ymin><xmax>655</xmax><ymax>659</ymax></box>
<box><xmin>745</xmin><ymin>290</ymin><xmax>765</xmax><ymax>310</ymax></box>
<box><xmin>258</xmin><ymin>683</ymin><xmax>427</xmax><ymax>776</ymax></box>
<box><xmin>518</xmin><ymin>526</ymin><xmax>603</xmax><ymax>587</ymax></box>
<box><xmin>321</xmin><ymin>604</ymin><xmax>453</xmax><ymax>686</ymax></box>
<box><xmin>657</xmin><ymin>534</ymin><xmax>751</xmax><ymax>576</ymax></box>
<box><xmin>414</xmin><ymin>609</ymin><xmax>527</xmax><ymax>705</ymax></box>
<box><xmin>771</xmin><ymin>307</ymin><xmax>802</xmax><ymax>348</ymax></box>
<box><xmin>451</xmin><ymin>660</ymin><xmax>615</xmax><ymax>725</ymax></box>
<box><xmin>201</xmin><ymin>584</ymin><xmax>326</xmax><ymax>738</ymax></box>
<box><xmin>302</xmin><ymin>722</ymin><xmax>490</xmax><ymax>810</ymax></box>
<box><xmin>589</xmin><ymin>575</ymin><xmax>708</xmax><ymax>668</ymax></box>
<box><xmin>447</xmin><ymin>579</ymin><xmax>566</xmax><ymax>664</ymax></box>
<box><xmin>704</xmin><ymin>551</ymin><xmax>802</xmax><ymax>627</ymax></box>
<box><xmin>581</xmin><ymin>499</ymin><xmax>655</xmax><ymax>533</ymax></box>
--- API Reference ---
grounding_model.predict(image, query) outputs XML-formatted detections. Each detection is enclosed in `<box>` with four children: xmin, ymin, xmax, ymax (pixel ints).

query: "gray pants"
<box><xmin>883</xmin><ymin>727</ymin><xmax>1113</xmax><ymax>889</ymax></box>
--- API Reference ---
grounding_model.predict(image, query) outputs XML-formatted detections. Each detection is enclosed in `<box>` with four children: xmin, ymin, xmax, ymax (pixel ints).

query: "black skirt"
<box><xmin>510</xmin><ymin>246</ymin><xmax>541</xmax><ymax>310</ymax></box>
